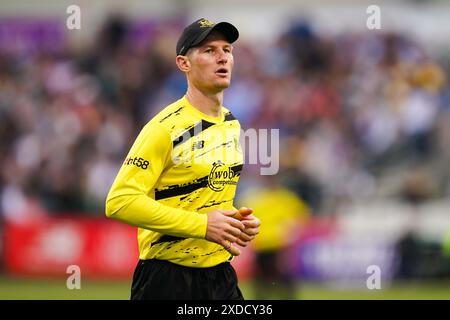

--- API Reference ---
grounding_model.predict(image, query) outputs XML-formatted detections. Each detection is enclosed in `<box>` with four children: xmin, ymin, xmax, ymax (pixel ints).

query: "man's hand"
<box><xmin>233</xmin><ymin>207</ymin><xmax>260</xmax><ymax>247</ymax></box>
<box><xmin>205</xmin><ymin>210</ymin><xmax>245</xmax><ymax>256</ymax></box>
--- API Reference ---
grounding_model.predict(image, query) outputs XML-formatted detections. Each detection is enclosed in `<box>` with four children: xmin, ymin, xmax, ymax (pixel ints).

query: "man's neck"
<box><xmin>185</xmin><ymin>86</ymin><xmax>223</xmax><ymax>118</ymax></box>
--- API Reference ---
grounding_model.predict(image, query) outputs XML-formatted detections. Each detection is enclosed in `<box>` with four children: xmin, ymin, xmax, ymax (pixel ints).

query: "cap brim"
<box><xmin>190</xmin><ymin>22</ymin><xmax>239</xmax><ymax>48</ymax></box>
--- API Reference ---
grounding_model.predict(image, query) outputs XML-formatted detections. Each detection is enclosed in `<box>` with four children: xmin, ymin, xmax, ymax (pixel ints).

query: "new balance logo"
<box><xmin>192</xmin><ymin>140</ymin><xmax>205</xmax><ymax>150</ymax></box>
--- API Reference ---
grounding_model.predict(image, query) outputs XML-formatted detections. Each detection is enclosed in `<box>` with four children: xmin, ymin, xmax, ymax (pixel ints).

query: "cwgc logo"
<box><xmin>208</xmin><ymin>161</ymin><xmax>238</xmax><ymax>192</ymax></box>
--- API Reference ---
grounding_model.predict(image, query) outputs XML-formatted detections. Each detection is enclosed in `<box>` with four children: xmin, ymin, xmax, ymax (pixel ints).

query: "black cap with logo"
<box><xmin>176</xmin><ymin>18</ymin><xmax>239</xmax><ymax>56</ymax></box>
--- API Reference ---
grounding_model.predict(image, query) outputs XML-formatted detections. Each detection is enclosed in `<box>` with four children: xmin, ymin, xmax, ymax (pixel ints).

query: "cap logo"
<box><xmin>198</xmin><ymin>18</ymin><xmax>215</xmax><ymax>28</ymax></box>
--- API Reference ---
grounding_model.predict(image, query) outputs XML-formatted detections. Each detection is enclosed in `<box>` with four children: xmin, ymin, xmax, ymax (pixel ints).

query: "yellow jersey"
<box><xmin>106</xmin><ymin>96</ymin><xmax>243</xmax><ymax>267</ymax></box>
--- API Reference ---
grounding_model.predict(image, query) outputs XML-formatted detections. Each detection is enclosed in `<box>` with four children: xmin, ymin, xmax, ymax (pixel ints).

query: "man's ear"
<box><xmin>176</xmin><ymin>55</ymin><xmax>190</xmax><ymax>72</ymax></box>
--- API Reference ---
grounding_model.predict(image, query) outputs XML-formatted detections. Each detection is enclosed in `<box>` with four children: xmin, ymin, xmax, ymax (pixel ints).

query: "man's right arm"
<box><xmin>105</xmin><ymin>121</ymin><xmax>208</xmax><ymax>239</ymax></box>
<box><xmin>105</xmin><ymin>121</ymin><xmax>245</xmax><ymax>254</ymax></box>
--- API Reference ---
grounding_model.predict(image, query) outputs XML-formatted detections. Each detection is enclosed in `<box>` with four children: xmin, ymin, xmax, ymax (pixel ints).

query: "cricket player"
<box><xmin>105</xmin><ymin>18</ymin><xmax>260</xmax><ymax>300</ymax></box>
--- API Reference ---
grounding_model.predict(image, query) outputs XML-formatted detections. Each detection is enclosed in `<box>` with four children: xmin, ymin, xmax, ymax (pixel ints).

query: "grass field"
<box><xmin>1</xmin><ymin>276</ymin><xmax>450</xmax><ymax>300</ymax></box>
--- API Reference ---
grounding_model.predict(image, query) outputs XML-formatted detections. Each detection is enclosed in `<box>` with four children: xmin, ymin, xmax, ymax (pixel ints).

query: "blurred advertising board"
<box><xmin>296</xmin><ymin>236</ymin><xmax>397</xmax><ymax>283</ymax></box>
<box><xmin>0</xmin><ymin>19</ymin><xmax>65</xmax><ymax>53</ymax></box>
<box><xmin>292</xmin><ymin>217</ymin><xmax>398</xmax><ymax>283</ymax></box>
<box><xmin>2</xmin><ymin>215</ymin><xmax>398</xmax><ymax>282</ymax></box>
<box><xmin>2</xmin><ymin>215</ymin><xmax>255</xmax><ymax>280</ymax></box>
<box><xmin>3</xmin><ymin>216</ymin><xmax>138</xmax><ymax>278</ymax></box>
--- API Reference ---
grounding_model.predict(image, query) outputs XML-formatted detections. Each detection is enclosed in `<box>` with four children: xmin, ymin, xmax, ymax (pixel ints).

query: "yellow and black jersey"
<box><xmin>105</xmin><ymin>96</ymin><xmax>243</xmax><ymax>267</ymax></box>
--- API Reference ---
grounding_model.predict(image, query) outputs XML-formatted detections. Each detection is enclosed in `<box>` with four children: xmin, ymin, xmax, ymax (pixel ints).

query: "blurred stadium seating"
<box><xmin>1</xmin><ymin>0</ymin><xmax>450</xmax><ymax>299</ymax></box>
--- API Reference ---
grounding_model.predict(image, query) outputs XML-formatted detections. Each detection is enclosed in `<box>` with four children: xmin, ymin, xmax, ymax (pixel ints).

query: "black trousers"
<box><xmin>130</xmin><ymin>259</ymin><xmax>244</xmax><ymax>300</ymax></box>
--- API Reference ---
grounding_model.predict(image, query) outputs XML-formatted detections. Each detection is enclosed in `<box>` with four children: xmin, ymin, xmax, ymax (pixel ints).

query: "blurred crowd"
<box><xmin>1</xmin><ymin>16</ymin><xmax>449</xmax><ymax>222</ymax></box>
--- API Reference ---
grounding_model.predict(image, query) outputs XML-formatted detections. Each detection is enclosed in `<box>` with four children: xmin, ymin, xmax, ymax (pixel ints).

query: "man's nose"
<box><xmin>217</xmin><ymin>50</ymin><xmax>228</xmax><ymax>63</ymax></box>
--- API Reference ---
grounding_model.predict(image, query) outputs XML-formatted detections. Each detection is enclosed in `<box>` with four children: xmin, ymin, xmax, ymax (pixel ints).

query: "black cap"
<box><xmin>176</xmin><ymin>18</ymin><xmax>239</xmax><ymax>56</ymax></box>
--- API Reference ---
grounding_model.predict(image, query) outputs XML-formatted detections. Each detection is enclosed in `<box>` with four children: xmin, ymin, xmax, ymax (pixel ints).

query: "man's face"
<box><xmin>186</xmin><ymin>31</ymin><xmax>234</xmax><ymax>93</ymax></box>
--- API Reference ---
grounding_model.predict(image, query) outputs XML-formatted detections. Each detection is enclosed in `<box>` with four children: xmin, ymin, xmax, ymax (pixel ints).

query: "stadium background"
<box><xmin>1</xmin><ymin>0</ymin><xmax>450</xmax><ymax>299</ymax></box>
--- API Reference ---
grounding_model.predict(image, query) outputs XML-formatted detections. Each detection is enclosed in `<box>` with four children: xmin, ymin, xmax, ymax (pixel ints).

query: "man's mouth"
<box><xmin>215</xmin><ymin>68</ymin><xmax>228</xmax><ymax>76</ymax></box>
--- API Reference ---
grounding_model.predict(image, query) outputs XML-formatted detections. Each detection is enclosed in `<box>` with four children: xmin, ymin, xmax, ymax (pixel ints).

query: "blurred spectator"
<box><xmin>395</xmin><ymin>226</ymin><xmax>422</xmax><ymax>280</ymax></box>
<box><xmin>443</xmin><ymin>228</ymin><xmax>450</xmax><ymax>260</ymax></box>
<box><xmin>0</xmin><ymin>16</ymin><xmax>449</xmax><ymax>224</ymax></box>
<box><xmin>399</xmin><ymin>168</ymin><xmax>435</xmax><ymax>205</ymax></box>
<box><xmin>237</xmin><ymin>175</ymin><xmax>310</xmax><ymax>299</ymax></box>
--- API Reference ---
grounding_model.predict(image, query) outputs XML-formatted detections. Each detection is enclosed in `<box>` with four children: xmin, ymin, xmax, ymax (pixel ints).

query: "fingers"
<box><xmin>221</xmin><ymin>210</ymin><xmax>246</xmax><ymax>230</ymax></box>
<box><xmin>231</xmin><ymin>207</ymin><xmax>253</xmax><ymax>220</ymax></box>
<box><xmin>205</xmin><ymin>209</ymin><xmax>258</xmax><ymax>255</ymax></box>
<box><xmin>228</xmin><ymin>217</ymin><xmax>245</xmax><ymax>231</ymax></box>
<box><xmin>238</xmin><ymin>207</ymin><xmax>253</xmax><ymax>216</ymax></box>
<box><xmin>224</xmin><ymin>233</ymin><xmax>238</xmax><ymax>243</ymax></box>
<box><xmin>238</xmin><ymin>232</ymin><xmax>255</xmax><ymax>242</ymax></box>
<box><xmin>242</xmin><ymin>218</ymin><xmax>260</xmax><ymax>229</ymax></box>
<box><xmin>222</xmin><ymin>240</ymin><xmax>241</xmax><ymax>256</ymax></box>
<box><xmin>231</xmin><ymin>210</ymin><xmax>260</xmax><ymax>246</ymax></box>
<box><xmin>225</xmin><ymin>231</ymin><xmax>256</xmax><ymax>249</ymax></box>
<box><xmin>226</xmin><ymin>225</ymin><xmax>242</xmax><ymax>237</ymax></box>
<box><xmin>217</xmin><ymin>210</ymin><xmax>246</xmax><ymax>231</ymax></box>
<box><xmin>242</xmin><ymin>226</ymin><xmax>259</xmax><ymax>237</ymax></box>
<box><xmin>220</xmin><ymin>209</ymin><xmax>239</xmax><ymax>217</ymax></box>
<box><xmin>223</xmin><ymin>223</ymin><xmax>245</xmax><ymax>243</ymax></box>
<box><xmin>228</xmin><ymin>245</ymin><xmax>241</xmax><ymax>256</ymax></box>
<box><xmin>234</xmin><ymin>229</ymin><xmax>256</xmax><ymax>247</ymax></box>
<box><xmin>236</xmin><ymin>238</ymin><xmax>249</xmax><ymax>247</ymax></box>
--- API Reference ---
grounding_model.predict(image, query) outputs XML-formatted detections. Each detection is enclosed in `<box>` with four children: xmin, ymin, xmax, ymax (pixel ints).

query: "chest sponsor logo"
<box><xmin>208</xmin><ymin>161</ymin><xmax>238</xmax><ymax>192</ymax></box>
